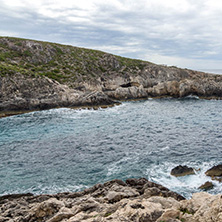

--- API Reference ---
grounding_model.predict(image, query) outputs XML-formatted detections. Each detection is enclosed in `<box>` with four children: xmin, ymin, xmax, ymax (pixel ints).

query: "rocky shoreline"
<box><xmin>1</xmin><ymin>66</ymin><xmax>222</xmax><ymax>118</ymax></box>
<box><xmin>1</xmin><ymin>37</ymin><xmax>222</xmax><ymax>117</ymax></box>
<box><xmin>1</xmin><ymin>177</ymin><xmax>222</xmax><ymax>222</ymax></box>
<box><xmin>2</xmin><ymin>164</ymin><xmax>222</xmax><ymax>221</ymax></box>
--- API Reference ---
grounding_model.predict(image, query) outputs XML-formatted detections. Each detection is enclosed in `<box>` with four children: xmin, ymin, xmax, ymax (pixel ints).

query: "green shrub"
<box><xmin>23</xmin><ymin>50</ymin><xmax>32</xmax><ymax>57</ymax></box>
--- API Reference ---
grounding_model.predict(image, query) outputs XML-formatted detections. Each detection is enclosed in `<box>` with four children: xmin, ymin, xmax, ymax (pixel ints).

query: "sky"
<box><xmin>1</xmin><ymin>0</ymin><xmax>222</xmax><ymax>71</ymax></box>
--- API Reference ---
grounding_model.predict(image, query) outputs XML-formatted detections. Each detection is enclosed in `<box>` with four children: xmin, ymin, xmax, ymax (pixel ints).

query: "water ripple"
<box><xmin>1</xmin><ymin>99</ymin><xmax>222</xmax><ymax>198</ymax></box>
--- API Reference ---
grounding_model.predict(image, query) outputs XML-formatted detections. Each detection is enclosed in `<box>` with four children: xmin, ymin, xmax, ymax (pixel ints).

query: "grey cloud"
<box><xmin>1</xmin><ymin>0</ymin><xmax>222</xmax><ymax>69</ymax></box>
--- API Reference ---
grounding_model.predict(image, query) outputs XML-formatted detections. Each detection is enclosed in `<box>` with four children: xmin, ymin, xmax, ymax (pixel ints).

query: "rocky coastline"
<box><xmin>2</xmin><ymin>37</ymin><xmax>222</xmax><ymax>221</ymax></box>
<box><xmin>2</xmin><ymin>164</ymin><xmax>222</xmax><ymax>221</ymax></box>
<box><xmin>1</xmin><ymin>37</ymin><xmax>222</xmax><ymax>117</ymax></box>
<box><xmin>1</xmin><ymin>177</ymin><xmax>222</xmax><ymax>222</ymax></box>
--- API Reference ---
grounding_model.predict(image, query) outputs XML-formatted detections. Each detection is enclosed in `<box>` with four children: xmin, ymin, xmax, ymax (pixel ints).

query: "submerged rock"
<box><xmin>171</xmin><ymin>165</ymin><xmax>195</xmax><ymax>177</ymax></box>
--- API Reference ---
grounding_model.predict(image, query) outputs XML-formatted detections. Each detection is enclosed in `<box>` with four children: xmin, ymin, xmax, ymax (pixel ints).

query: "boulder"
<box><xmin>78</xmin><ymin>91</ymin><xmax>116</xmax><ymax>107</ymax></box>
<box><xmin>171</xmin><ymin>165</ymin><xmax>195</xmax><ymax>177</ymax></box>
<box><xmin>8</xmin><ymin>178</ymin><xmax>222</xmax><ymax>222</ymax></box>
<box><xmin>30</xmin><ymin>198</ymin><xmax>65</xmax><ymax>221</ymax></box>
<box><xmin>205</xmin><ymin>164</ymin><xmax>222</xmax><ymax>177</ymax></box>
<box><xmin>198</xmin><ymin>181</ymin><xmax>214</xmax><ymax>191</ymax></box>
<box><xmin>47</xmin><ymin>208</ymin><xmax>74</xmax><ymax>222</ymax></box>
<box><xmin>1</xmin><ymin>180</ymin><xmax>222</xmax><ymax>222</ymax></box>
<box><xmin>106</xmin><ymin>191</ymin><xmax>125</xmax><ymax>203</ymax></box>
<box><xmin>181</xmin><ymin>192</ymin><xmax>222</xmax><ymax>222</ymax></box>
<box><xmin>156</xmin><ymin>209</ymin><xmax>181</xmax><ymax>222</ymax></box>
<box><xmin>105</xmin><ymin>198</ymin><xmax>164</xmax><ymax>222</ymax></box>
<box><xmin>126</xmin><ymin>177</ymin><xmax>148</xmax><ymax>186</ymax></box>
<box><xmin>125</xmin><ymin>178</ymin><xmax>185</xmax><ymax>201</ymax></box>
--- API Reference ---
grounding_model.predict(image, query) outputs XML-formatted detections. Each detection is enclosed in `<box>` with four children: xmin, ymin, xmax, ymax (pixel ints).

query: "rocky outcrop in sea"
<box><xmin>1</xmin><ymin>178</ymin><xmax>222</xmax><ymax>222</ymax></box>
<box><xmin>1</xmin><ymin>37</ymin><xmax>222</xmax><ymax>116</ymax></box>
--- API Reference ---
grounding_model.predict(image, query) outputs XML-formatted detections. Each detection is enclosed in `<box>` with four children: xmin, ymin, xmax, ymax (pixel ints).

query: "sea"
<box><xmin>198</xmin><ymin>69</ymin><xmax>222</xmax><ymax>75</ymax></box>
<box><xmin>1</xmin><ymin>97</ymin><xmax>222</xmax><ymax>199</ymax></box>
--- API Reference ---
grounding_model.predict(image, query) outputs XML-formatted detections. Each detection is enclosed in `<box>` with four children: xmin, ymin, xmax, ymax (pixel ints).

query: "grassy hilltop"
<box><xmin>0</xmin><ymin>36</ymin><xmax>151</xmax><ymax>87</ymax></box>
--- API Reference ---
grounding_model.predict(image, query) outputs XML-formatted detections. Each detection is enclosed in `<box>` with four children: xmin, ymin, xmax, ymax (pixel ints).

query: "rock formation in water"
<box><xmin>171</xmin><ymin>165</ymin><xmax>195</xmax><ymax>177</ymax></box>
<box><xmin>1</xmin><ymin>36</ymin><xmax>222</xmax><ymax>116</ymax></box>
<box><xmin>205</xmin><ymin>164</ymin><xmax>222</xmax><ymax>177</ymax></box>
<box><xmin>1</xmin><ymin>178</ymin><xmax>222</xmax><ymax>222</ymax></box>
<box><xmin>205</xmin><ymin>164</ymin><xmax>222</xmax><ymax>182</ymax></box>
<box><xmin>198</xmin><ymin>181</ymin><xmax>214</xmax><ymax>191</ymax></box>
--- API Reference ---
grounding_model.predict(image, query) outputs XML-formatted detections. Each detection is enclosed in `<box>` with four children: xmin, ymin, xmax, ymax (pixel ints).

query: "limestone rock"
<box><xmin>105</xmin><ymin>185</ymin><xmax>139</xmax><ymax>203</ymax></box>
<box><xmin>0</xmin><ymin>178</ymin><xmax>183</xmax><ymax>222</ymax></box>
<box><xmin>205</xmin><ymin>164</ymin><xmax>222</xmax><ymax>177</ymax></box>
<box><xmin>148</xmin><ymin>196</ymin><xmax>181</xmax><ymax>210</ymax></box>
<box><xmin>1</xmin><ymin>178</ymin><xmax>222</xmax><ymax>222</ymax></box>
<box><xmin>1</xmin><ymin>37</ymin><xmax>222</xmax><ymax>117</ymax></box>
<box><xmin>106</xmin><ymin>191</ymin><xmax>125</xmax><ymax>203</ymax></box>
<box><xmin>29</xmin><ymin>198</ymin><xmax>65</xmax><ymax>221</ymax></box>
<box><xmin>0</xmin><ymin>74</ymin><xmax>118</xmax><ymax>114</ymax></box>
<box><xmin>181</xmin><ymin>192</ymin><xmax>222</xmax><ymax>222</ymax></box>
<box><xmin>157</xmin><ymin>209</ymin><xmax>181</xmax><ymax>222</ymax></box>
<box><xmin>171</xmin><ymin>165</ymin><xmax>195</xmax><ymax>177</ymax></box>
<box><xmin>105</xmin><ymin>198</ymin><xmax>164</xmax><ymax>222</ymax></box>
<box><xmin>126</xmin><ymin>178</ymin><xmax>185</xmax><ymax>201</ymax></box>
<box><xmin>198</xmin><ymin>181</ymin><xmax>214</xmax><ymax>191</ymax></box>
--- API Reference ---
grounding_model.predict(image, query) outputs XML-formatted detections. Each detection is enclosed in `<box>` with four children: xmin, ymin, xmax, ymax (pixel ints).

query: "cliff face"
<box><xmin>1</xmin><ymin>37</ymin><xmax>222</xmax><ymax>114</ymax></box>
<box><xmin>1</xmin><ymin>178</ymin><xmax>222</xmax><ymax>222</ymax></box>
<box><xmin>0</xmin><ymin>73</ymin><xmax>114</xmax><ymax>113</ymax></box>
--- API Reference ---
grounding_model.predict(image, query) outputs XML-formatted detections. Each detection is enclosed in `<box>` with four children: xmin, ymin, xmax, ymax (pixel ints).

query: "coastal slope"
<box><xmin>1</xmin><ymin>37</ymin><xmax>222</xmax><ymax>115</ymax></box>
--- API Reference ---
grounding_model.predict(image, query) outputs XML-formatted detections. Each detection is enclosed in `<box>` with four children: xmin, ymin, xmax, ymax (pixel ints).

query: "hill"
<box><xmin>1</xmin><ymin>36</ymin><xmax>222</xmax><ymax>116</ymax></box>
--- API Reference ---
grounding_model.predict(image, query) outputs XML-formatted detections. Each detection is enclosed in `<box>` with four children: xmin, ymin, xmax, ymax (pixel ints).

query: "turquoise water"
<box><xmin>1</xmin><ymin>98</ymin><xmax>222</xmax><ymax>198</ymax></box>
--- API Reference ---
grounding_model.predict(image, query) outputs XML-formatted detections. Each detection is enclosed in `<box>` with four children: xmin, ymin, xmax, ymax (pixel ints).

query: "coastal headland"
<box><xmin>1</xmin><ymin>37</ymin><xmax>222</xmax><ymax>117</ymax></box>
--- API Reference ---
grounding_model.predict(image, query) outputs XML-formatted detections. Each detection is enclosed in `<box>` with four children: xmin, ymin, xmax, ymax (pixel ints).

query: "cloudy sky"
<box><xmin>1</xmin><ymin>0</ymin><xmax>222</xmax><ymax>71</ymax></box>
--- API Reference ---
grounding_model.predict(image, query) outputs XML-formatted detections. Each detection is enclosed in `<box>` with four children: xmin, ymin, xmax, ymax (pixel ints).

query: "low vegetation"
<box><xmin>0</xmin><ymin>36</ymin><xmax>150</xmax><ymax>87</ymax></box>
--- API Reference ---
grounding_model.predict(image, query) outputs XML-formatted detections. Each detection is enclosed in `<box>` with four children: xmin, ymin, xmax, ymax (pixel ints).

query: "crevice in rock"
<box><xmin>120</xmin><ymin>82</ymin><xmax>140</xmax><ymax>88</ymax></box>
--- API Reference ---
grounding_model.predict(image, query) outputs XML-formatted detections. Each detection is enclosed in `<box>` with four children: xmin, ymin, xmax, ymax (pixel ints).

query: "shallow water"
<box><xmin>1</xmin><ymin>98</ymin><xmax>222</xmax><ymax>198</ymax></box>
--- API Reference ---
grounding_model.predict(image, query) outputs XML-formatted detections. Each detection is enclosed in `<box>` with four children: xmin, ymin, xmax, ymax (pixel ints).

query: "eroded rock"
<box><xmin>205</xmin><ymin>164</ymin><xmax>222</xmax><ymax>178</ymax></box>
<box><xmin>198</xmin><ymin>181</ymin><xmax>214</xmax><ymax>191</ymax></box>
<box><xmin>1</xmin><ymin>178</ymin><xmax>222</xmax><ymax>222</ymax></box>
<box><xmin>171</xmin><ymin>165</ymin><xmax>195</xmax><ymax>177</ymax></box>
<box><xmin>1</xmin><ymin>37</ymin><xmax>222</xmax><ymax>116</ymax></box>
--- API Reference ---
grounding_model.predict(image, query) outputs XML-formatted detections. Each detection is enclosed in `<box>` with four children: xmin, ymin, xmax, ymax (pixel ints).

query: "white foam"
<box><xmin>106</xmin><ymin>154</ymin><xmax>137</xmax><ymax>177</ymax></box>
<box><xmin>161</xmin><ymin>146</ymin><xmax>170</xmax><ymax>151</ymax></box>
<box><xmin>185</xmin><ymin>95</ymin><xmax>200</xmax><ymax>99</ymax></box>
<box><xmin>107</xmin><ymin>164</ymin><xmax>122</xmax><ymax>176</ymax></box>
<box><xmin>39</xmin><ymin>184</ymin><xmax>87</xmax><ymax>194</ymax></box>
<box><xmin>146</xmin><ymin>161</ymin><xmax>220</xmax><ymax>198</ymax></box>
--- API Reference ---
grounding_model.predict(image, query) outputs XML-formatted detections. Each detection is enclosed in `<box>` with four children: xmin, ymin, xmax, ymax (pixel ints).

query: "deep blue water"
<box><xmin>1</xmin><ymin>98</ymin><xmax>222</xmax><ymax>198</ymax></box>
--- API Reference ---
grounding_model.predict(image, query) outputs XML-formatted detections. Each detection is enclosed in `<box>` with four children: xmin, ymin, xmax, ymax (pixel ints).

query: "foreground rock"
<box><xmin>171</xmin><ymin>165</ymin><xmax>195</xmax><ymax>177</ymax></box>
<box><xmin>1</xmin><ymin>37</ymin><xmax>222</xmax><ymax>116</ymax></box>
<box><xmin>1</xmin><ymin>178</ymin><xmax>222</xmax><ymax>222</ymax></box>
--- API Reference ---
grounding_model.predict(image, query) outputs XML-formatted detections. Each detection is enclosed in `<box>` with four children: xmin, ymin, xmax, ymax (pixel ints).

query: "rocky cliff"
<box><xmin>1</xmin><ymin>37</ymin><xmax>222</xmax><ymax>116</ymax></box>
<box><xmin>1</xmin><ymin>178</ymin><xmax>222</xmax><ymax>222</ymax></box>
